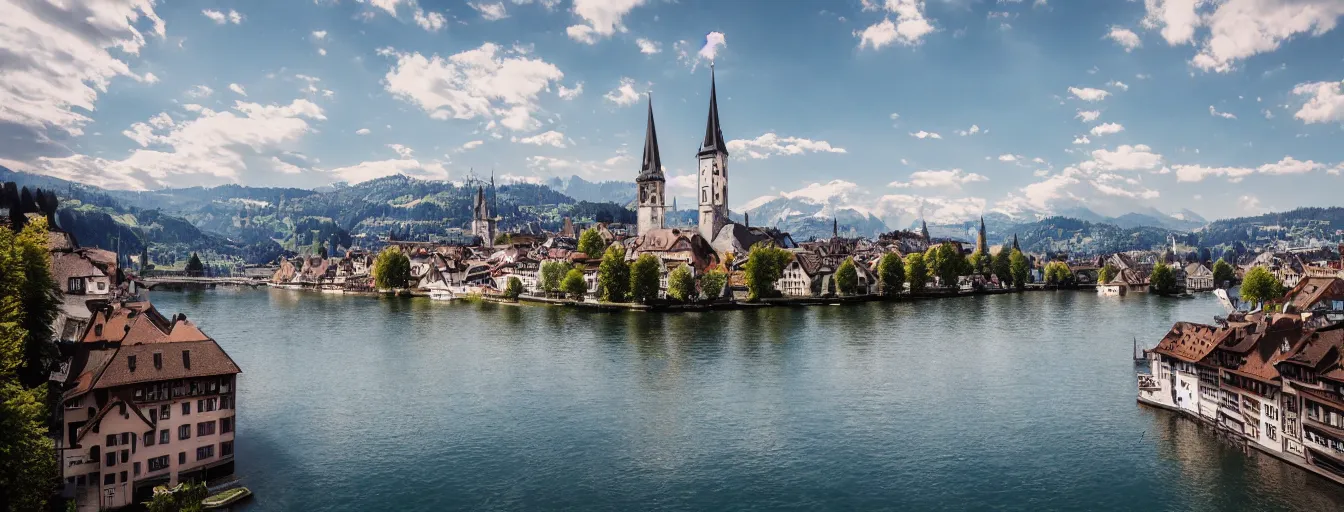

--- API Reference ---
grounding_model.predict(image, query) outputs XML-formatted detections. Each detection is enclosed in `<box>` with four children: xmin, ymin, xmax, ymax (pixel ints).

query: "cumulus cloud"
<box><xmin>997</xmin><ymin>154</ymin><xmax>1020</xmax><ymax>162</ymax></box>
<box><xmin>461</xmin><ymin>140</ymin><xmax>484</xmax><ymax>150</ymax></box>
<box><xmin>1073</xmin><ymin>135</ymin><xmax>1091</xmax><ymax>144</ymax></box>
<box><xmin>567</xmin><ymin>0</ymin><xmax>647</xmax><ymax>44</ymax></box>
<box><xmin>228</xmin><ymin>83</ymin><xmax>247</xmax><ymax>97</ymax></box>
<box><xmin>1107</xmin><ymin>26</ymin><xmax>1142</xmax><ymax>51</ymax></box>
<box><xmin>514</xmin><ymin>130</ymin><xmax>567</xmax><ymax>148</ymax></box>
<box><xmin>1107</xmin><ymin>80</ymin><xmax>1129</xmax><ymax>91</ymax></box>
<box><xmin>1292</xmin><ymin>79</ymin><xmax>1344</xmax><ymax>124</ymax></box>
<box><xmin>726</xmin><ymin>133</ymin><xmax>847</xmax><ymax>159</ymax></box>
<box><xmin>27</xmin><ymin>99</ymin><xmax>326</xmax><ymax>190</ymax></box>
<box><xmin>699</xmin><ymin>32</ymin><xmax>726</xmax><ymax>61</ymax></box>
<box><xmin>910</xmin><ymin>130</ymin><xmax>942</xmax><ymax>139</ymax></box>
<box><xmin>888</xmin><ymin>169</ymin><xmax>988</xmax><ymax>189</ymax></box>
<box><xmin>326</xmin><ymin>158</ymin><xmax>449</xmax><ymax>184</ymax></box>
<box><xmin>856</xmin><ymin>0</ymin><xmax>937</xmax><ymax>49</ymax></box>
<box><xmin>955</xmin><ymin>124</ymin><xmax>982</xmax><ymax>136</ymax></box>
<box><xmin>635</xmin><ymin>38</ymin><xmax>661</xmax><ymax>54</ymax></box>
<box><xmin>1089</xmin><ymin>122</ymin><xmax>1125</xmax><ymax>136</ymax></box>
<box><xmin>0</xmin><ymin>0</ymin><xmax>165</xmax><ymax>160</ymax></box>
<box><xmin>1076</xmin><ymin>110</ymin><xmax>1101</xmax><ymax>122</ymax></box>
<box><xmin>203</xmin><ymin>9</ymin><xmax>243</xmax><ymax>25</ymax></box>
<box><xmin>186</xmin><ymin>85</ymin><xmax>214</xmax><ymax>98</ymax></box>
<box><xmin>380</xmin><ymin>43</ymin><xmax>564</xmax><ymax>132</ymax></box>
<box><xmin>1069</xmin><ymin>87</ymin><xmax>1111</xmax><ymax>101</ymax></box>
<box><xmin>558</xmin><ymin>82</ymin><xmax>584</xmax><ymax>100</ymax></box>
<box><xmin>312</xmin><ymin>30</ymin><xmax>327</xmax><ymax>40</ymax></box>
<box><xmin>414</xmin><ymin>9</ymin><xmax>447</xmax><ymax>31</ymax></box>
<box><xmin>469</xmin><ymin>2</ymin><xmax>509</xmax><ymax>20</ymax></box>
<box><xmin>1084</xmin><ymin>144</ymin><xmax>1163</xmax><ymax>172</ymax></box>
<box><xmin>603</xmin><ymin>77</ymin><xmax>640</xmax><ymax>106</ymax></box>
<box><xmin>355</xmin><ymin>128</ymin><xmax>371</xmax><ymax>135</ymax></box>
<box><xmin>525</xmin><ymin>148</ymin><xmax>631</xmax><ymax>179</ymax></box>
<box><xmin>1143</xmin><ymin>0</ymin><xmax>1344</xmax><ymax>73</ymax></box>
<box><xmin>1209</xmin><ymin>105</ymin><xmax>1237</xmax><ymax>119</ymax></box>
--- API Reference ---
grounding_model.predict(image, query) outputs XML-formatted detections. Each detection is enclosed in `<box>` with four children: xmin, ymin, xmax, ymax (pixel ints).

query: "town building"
<box><xmin>635</xmin><ymin>99</ymin><xmax>666</xmax><ymax>236</ymax></box>
<box><xmin>471</xmin><ymin>185</ymin><xmax>497</xmax><ymax>245</ymax></box>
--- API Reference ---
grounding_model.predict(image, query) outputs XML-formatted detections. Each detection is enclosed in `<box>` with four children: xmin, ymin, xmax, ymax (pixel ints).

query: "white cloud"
<box><xmin>1089</xmin><ymin>122</ymin><xmax>1125</xmax><ymax>136</ymax></box>
<box><xmin>499</xmin><ymin>173</ymin><xmax>546</xmax><ymax>185</ymax></box>
<box><xmin>228</xmin><ymin>83</ymin><xmax>247</xmax><ymax>97</ymax></box>
<box><xmin>525</xmin><ymin>149</ymin><xmax>631</xmax><ymax>179</ymax></box>
<box><xmin>726</xmin><ymin>133</ymin><xmax>847</xmax><ymax>159</ymax></box>
<box><xmin>414</xmin><ymin>9</ymin><xmax>447</xmax><ymax>31</ymax></box>
<box><xmin>699</xmin><ymin>31</ymin><xmax>727</xmax><ymax>61</ymax></box>
<box><xmin>1292</xmin><ymin>79</ymin><xmax>1344</xmax><ymax>124</ymax></box>
<box><xmin>28</xmin><ymin>98</ymin><xmax>325</xmax><ymax>190</ymax></box>
<box><xmin>380</xmin><ymin>43</ymin><xmax>564</xmax><ymax>132</ymax></box>
<box><xmin>558</xmin><ymin>82</ymin><xmax>584</xmax><ymax>100</ymax></box>
<box><xmin>1076</xmin><ymin>110</ymin><xmax>1101</xmax><ymax>122</ymax></box>
<box><xmin>470</xmin><ymin>2</ymin><xmax>510</xmax><ymax>20</ymax></box>
<box><xmin>1085</xmin><ymin>144</ymin><xmax>1163</xmax><ymax>171</ymax></box>
<box><xmin>386</xmin><ymin>143</ymin><xmax>416</xmax><ymax>159</ymax></box>
<box><xmin>1107</xmin><ymin>80</ymin><xmax>1129</xmax><ymax>91</ymax></box>
<box><xmin>855</xmin><ymin>0</ymin><xmax>937</xmax><ymax>50</ymax></box>
<box><xmin>356</xmin><ymin>128</ymin><xmax>372</xmax><ymax>135</ymax></box>
<box><xmin>203</xmin><ymin>9</ymin><xmax>243</xmax><ymax>25</ymax></box>
<box><xmin>1144</xmin><ymin>0</ymin><xmax>1344</xmax><ymax>73</ymax></box>
<box><xmin>955</xmin><ymin>124</ymin><xmax>981</xmax><ymax>136</ymax></box>
<box><xmin>461</xmin><ymin>140</ymin><xmax>484</xmax><ymax>150</ymax></box>
<box><xmin>888</xmin><ymin>169</ymin><xmax>988</xmax><ymax>189</ymax></box>
<box><xmin>1209</xmin><ymin>105</ymin><xmax>1237</xmax><ymax>119</ymax></box>
<box><xmin>370</xmin><ymin>0</ymin><xmax>407</xmax><ymax>16</ymax></box>
<box><xmin>1073</xmin><ymin>135</ymin><xmax>1091</xmax><ymax>144</ymax></box>
<box><xmin>514</xmin><ymin>130</ymin><xmax>567</xmax><ymax>148</ymax></box>
<box><xmin>1141</xmin><ymin>0</ymin><xmax>1204</xmax><ymax>45</ymax></box>
<box><xmin>635</xmin><ymin>38</ymin><xmax>661</xmax><ymax>54</ymax></box>
<box><xmin>312</xmin><ymin>30</ymin><xmax>328</xmax><ymax>40</ymax></box>
<box><xmin>567</xmin><ymin>0</ymin><xmax>647</xmax><ymax>44</ymax></box>
<box><xmin>1107</xmin><ymin>26</ymin><xmax>1142</xmax><ymax>51</ymax></box>
<box><xmin>910</xmin><ymin>130</ymin><xmax>942</xmax><ymax>139</ymax></box>
<box><xmin>1069</xmin><ymin>87</ymin><xmax>1111</xmax><ymax>101</ymax></box>
<box><xmin>997</xmin><ymin>154</ymin><xmax>1019</xmax><ymax>162</ymax></box>
<box><xmin>186</xmin><ymin>85</ymin><xmax>214</xmax><ymax>98</ymax></box>
<box><xmin>603</xmin><ymin>77</ymin><xmax>640</xmax><ymax>106</ymax></box>
<box><xmin>0</xmin><ymin>0</ymin><xmax>165</xmax><ymax>158</ymax></box>
<box><xmin>327</xmin><ymin>158</ymin><xmax>449</xmax><ymax>184</ymax></box>
<box><xmin>318</xmin><ymin>48</ymin><xmax>327</xmax><ymax>56</ymax></box>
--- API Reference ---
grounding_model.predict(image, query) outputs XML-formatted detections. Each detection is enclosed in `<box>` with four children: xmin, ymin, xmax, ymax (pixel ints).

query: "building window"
<box><xmin>97</xmin><ymin>281</ymin><xmax>106</xmax><ymax>291</ymax></box>
<box><xmin>120</xmin><ymin>449</ymin><xmax>128</xmax><ymax>464</ymax></box>
<box><xmin>221</xmin><ymin>441</ymin><xmax>233</xmax><ymax>457</ymax></box>
<box><xmin>120</xmin><ymin>471</ymin><xmax>127</xmax><ymax>483</ymax></box>
<box><xmin>197</xmin><ymin>421</ymin><xmax>216</xmax><ymax>437</ymax></box>
<box><xmin>182</xmin><ymin>401</ymin><xmax>190</xmax><ymax>415</ymax></box>
<box><xmin>160</xmin><ymin>404</ymin><xmax>170</xmax><ymax>420</ymax></box>
<box><xmin>105</xmin><ymin>453</ymin><xmax>116</xmax><ymax>467</ymax></box>
<box><xmin>103</xmin><ymin>473</ymin><xmax>115</xmax><ymax>486</ymax></box>
<box><xmin>148</xmin><ymin>455</ymin><xmax>169</xmax><ymax>472</ymax></box>
<box><xmin>133</xmin><ymin>462</ymin><xmax>140</xmax><ymax>477</ymax></box>
<box><xmin>68</xmin><ymin>277</ymin><xmax>84</xmax><ymax>294</ymax></box>
<box><xmin>160</xmin><ymin>429</ymin><xmax>169</xmax><ymax>445</ymax></box>
<box><xmin>178</xmin><ymin>424</ymin><xmax>190</xmax><ymax>441</ymax></box>
<box><xmin>178</xmin><ymin>452</ymin><xmax>186</xmax><ymax>465</ymax></box>
<box><xmin>149</xmin><ymin>408</ymin><xmax>157</xmax><ymax>424</ymax></box>
<box><xmin>196</xmin><ymin>445</ymin><xmax>214</xmax><ymax>461</ymax></box>
<box><xmin>220</xmin><ymin>417</ymin><xmax>233</xmax><ymax>434</ymax></box>
<box><xmin>144</xmin><ymin>432</ymin><xmax>155</xmax><ymax>447</ymax></box>
<box><xmin>106</xmin><ymin>434</ymin><xmax>117</xmax><ymax>447</ymax></box>
<box><xmin>120</xmin><ymin>433</ymin><xmax>129</xmax><ymax>446</ymax></box>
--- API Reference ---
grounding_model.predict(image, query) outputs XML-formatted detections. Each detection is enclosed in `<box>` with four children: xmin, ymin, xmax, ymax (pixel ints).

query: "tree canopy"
<box><xmin>743</xmin><ymin>243</ymin><xmax>791</xmax><ymax>301</ymax></box>
<box><xmin>504</xmin><ymin>277</ymin><xmax>524</xmax><ymax>299</ymax></box>
<box><xmin>992</xmin><ymin>250</ymin><xmax>1012</xmax><ymax>287</ymax></box>
<box><xmin>1212</xmin><ymin>259</ymin><xmax>1235</xmax><ymax>288</ymax></box>
<box><xmin>925</xmin><ymin>243</ymin><xmax>966</xmax><ymax>289</ymax></box>
<box><xmin>629</xmin><ymin>254</ymin><xmax>662</xmax><ymax>303</ymax></box>
<box><xmin>1098</xmin><ymin>263</ymin><xmax>1118</xmax><ymax>285</ymax></box>
<box><xmin>577</xmin><ymin>228</ymin><xmax>606</xmax><ymax>259</ymax></box>
<box><xmin>539</xmin><ymin>260</ymin><xmax>571</xmax><ymax>295</ymax></box>
<box><xmin>905</xmin><ymin>253</ymin><xmax>928</xmax><ymax>293</ymax></box>
<box><xmin>596</xmin><ymin>245</ymin><xmax>630</xmax><ymax>302</ymax></box>
<box><xmin>1044</xmin><ymin>261</ymin><xmax>1071</xmax><ymax>286</ymax></box>
<box><xmin>561</xmin><ymin>268</ymin><xmax>587</xmax><ymax>299</ymax></box>
<box><xmin>700</xmin><ymin>268</ymin><xmax>727</xmax><ymax>301</ymax></box>
<box><xmin>372</xmin><ymin>246</ymin><xmax>412</xmax><ymax>290</ymax></box>
<box><xmin>835</xmin><ymin>258</ymin><xmax>858</xmax><ymax>296</ymax></box>
<box><xmin>878</xmin><ymin>252</ymin><xmax>904</xmax><ymax>296</ymax></box>
<box><xmin>1009</xmin><ymin>249</ymin><xmax>1029</xmax><ymax>291</ymax></box>
<box><xmin>1150</xmin><ymin>262</ymin><xmax>1177</xmax><ymax>295</ymax></box>
<box><xmin>1240</xmin><ymin>266</ymin><xmax>1284</xmax><ymax>306</ymax></box>
<box><xmin>185</xmin><ymin>252</ymin><xmax>205</xmax><ymax>274</ymax></box>
<box><xmin>667</xmin><ymin>264</ymin><xmax>696</xmax><ymax>302</ymax></box>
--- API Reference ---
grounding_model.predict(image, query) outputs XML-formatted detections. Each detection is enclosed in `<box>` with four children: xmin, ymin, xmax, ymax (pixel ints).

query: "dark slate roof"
<box><xmin>698</xmin><ymin>67</ymin><xmax>728</xmax><ymax>157</ymax></box>
<box><xmin>50</xmin><ymin>251</ymin><xmax>105</xmax><ymax>281</ymax></box>
<box><xmin>637</xmin><ymin>98</ymin><xmax>664</xmax><ymax>182</ymax></box>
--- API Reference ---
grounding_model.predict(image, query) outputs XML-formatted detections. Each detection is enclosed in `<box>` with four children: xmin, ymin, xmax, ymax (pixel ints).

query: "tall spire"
<box><xmin>638</xmin><ymin>97</ymin><xmax>664</xmax><ymax>182</ymax></box>
<box><xmin>920</xmin><ymin>219</ymin><xmax>930</xmax><ymax>241</ymax></box>
<box><xmin>698</xmin><ymin>65</ymin><xmax>728</xmax><ymax>157</ymax></box>
<box><xmin>976</xmin><ymin>216</ymin><xmax>988</xmax><ymax>254</ymax></box>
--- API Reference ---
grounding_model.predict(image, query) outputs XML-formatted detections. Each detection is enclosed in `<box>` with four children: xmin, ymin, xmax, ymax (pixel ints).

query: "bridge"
<box><xmin>140</xmin><ymin>276</ymin><xmax>269</xmax><ymax>290</ymax></box>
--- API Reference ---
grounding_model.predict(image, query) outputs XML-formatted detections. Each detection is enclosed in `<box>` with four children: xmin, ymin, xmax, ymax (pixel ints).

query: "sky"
<box><xmin>2</xmin><ymin>0</ymin><xmax>1344</xmax><ymax>225</ymax></box>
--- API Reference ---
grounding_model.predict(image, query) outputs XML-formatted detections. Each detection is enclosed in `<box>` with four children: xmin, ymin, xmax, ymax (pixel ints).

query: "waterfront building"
<box><xmin>777</xmin><ymin>251</ymin><xmax>831</xmax><ymax>297</ymax></box>
<box><xmin>1280</xmin><ymin>277</ymin><xmax>1344</xmax><ymax>327</ymax></box>
<box><xmin>1184</xmin><ymin>262</ymin><xmax>1215</xmax><ymax>292</ymax></box>
<box><xmin>636</xmin><ymin>99</ymin><xmax>666</xmax><ymax>236</ymax></box>
<box><xmin>56</xmin><ymin>301</ymin><xmax>241</xmax><ymax>511</ymax></box>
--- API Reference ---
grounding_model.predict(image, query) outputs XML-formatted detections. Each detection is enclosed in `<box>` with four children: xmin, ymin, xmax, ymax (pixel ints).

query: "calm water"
<box><xmin>152</xmin><ymin>289</ymin><xmax>1344</xmax><ymax>511</ymax></box>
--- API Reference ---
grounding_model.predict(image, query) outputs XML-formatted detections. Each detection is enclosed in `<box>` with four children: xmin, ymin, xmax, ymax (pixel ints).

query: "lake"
<box><xmin>150</xmin><ymin>289</ymin><xmax>1344</xmax><ymax>511</ymax></box>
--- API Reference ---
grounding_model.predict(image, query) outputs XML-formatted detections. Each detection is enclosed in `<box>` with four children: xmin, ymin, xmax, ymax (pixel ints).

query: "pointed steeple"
<box><xmin>833</xmin><ymin>218</ymin><xmax>839</xmax><ymax>238</ymax></box>
<box><xmin>698</xmin><ymin>65</ymin><xmax>728</xmax><ymax>157</ymax></box>
<box><xmin>976</xmin><ymin>216</ymin><xmax>988</xmax><ymax>254</ymax></box>
<box><xmin>920</xmin><ymin>219</ymin><xmax>930</xmax><ymax>241</ymax></box>
<box><xmin>638</xmin><ymin>97</ymin><xmax>664</xmax><ymax>182</ymax></box>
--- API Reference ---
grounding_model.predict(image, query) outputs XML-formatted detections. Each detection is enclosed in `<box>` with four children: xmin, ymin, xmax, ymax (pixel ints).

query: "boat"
<box><xmin>202</xmin><ymin>487</ymin><xmax>252</xmax><ymax>509</ymax></box>
<box><xmin>319</xmin><ymin>285</ymin><xmax>345</xmax><ymax>294</ymax></box>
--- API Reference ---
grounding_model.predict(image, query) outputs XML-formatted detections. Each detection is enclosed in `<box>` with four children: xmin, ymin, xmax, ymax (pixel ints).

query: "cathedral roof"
<box><xmin>698</xmin><ymin>67</ymin><xmax>728</xmax><ymax>157</ymax></box>
<box><xmin>638</xmin><ymin>98</ymin><xmax>664</xmax><ymax>182</ymax></box>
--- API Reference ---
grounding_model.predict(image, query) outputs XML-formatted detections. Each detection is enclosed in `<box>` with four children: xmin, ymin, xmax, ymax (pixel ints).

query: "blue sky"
<box><xmin>2</xmin><ymin>0</ymin><xmax>1343</xmax><ymax>225</ymax></box>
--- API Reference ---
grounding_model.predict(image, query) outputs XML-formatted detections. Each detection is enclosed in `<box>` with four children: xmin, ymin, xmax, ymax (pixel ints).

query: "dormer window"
<box><xmin>94</xmin><ymin>325</ymin><xmax>103</xmax><ymax>337</ymax></box>
<box><xmin>182</xmin><ymin>350</ymin><xmax>190</xmax><ymax>369</ymax></box>
<box><xmin>153</xmin><ymin>352</ymin><xmax>162</xmax><ymax>369</ymax></box>
<box><xmin>128</xmin><ymin>355</ymin><xmax>136</xmax><ymax>373</ymax></box>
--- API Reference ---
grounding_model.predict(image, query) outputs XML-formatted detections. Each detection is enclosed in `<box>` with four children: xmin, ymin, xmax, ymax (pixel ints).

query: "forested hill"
<box><xmin>1197</xmin><ymin>207</ymin><xmax>1344</xmax><ymax>248</ymax></box>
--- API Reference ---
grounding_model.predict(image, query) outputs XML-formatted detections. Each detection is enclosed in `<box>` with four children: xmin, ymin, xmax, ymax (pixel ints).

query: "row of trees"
<box><xmin>0</xmin><ymin>219</ymin><xmax>60</xmax><ymax>511</ymax></box>
<box><xmin>538</xmin><ymin>245</ymin><xmax>729</xmax><ymax>303</ymax></box>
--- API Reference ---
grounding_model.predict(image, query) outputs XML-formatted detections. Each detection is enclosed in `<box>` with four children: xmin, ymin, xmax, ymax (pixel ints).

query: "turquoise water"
<box><xmin>152</xmin><ymin>289</ymin><xmax>1344</xmax><ymax>511</ymax></box>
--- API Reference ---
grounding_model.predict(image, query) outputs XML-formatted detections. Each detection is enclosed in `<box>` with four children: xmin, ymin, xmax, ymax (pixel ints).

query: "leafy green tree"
<box><xmin>539</xmin><ymin>261</ymin><xmax>571</xmax><ymax>295</ymax></box>
<box><xmin>1044</xmin><ymin>261</ymin><xmax>1071</xmax><ymax>286</ymax></box>
<box><xmin>1212</xmin><ymin>259</ymin><xmax>1235</xmax><ymax>288</ymax></box>
<box><xmin>1240</xmin><ymin>266</ymin><xmax>1284</xmax><ymax>306</ymax></box>
<box><xmin>561</xmin><ymin>268</ymin><xmax>587</xmax><ymax>299</ymax></box>
<box><xmin>504</xmin><ymin>277</ymin><xmax>524</xmax><ymax>299</ymax></box>
<box><xmin>992</xmin><ymin>250</ymin><xmax>1012</xmax><ymax>287</ymax></box>
<box><xmin>905</xmin><ymin>253</ymin><xmax>928</xmax><ymax>293</ymax></box>
<box><xmin>878</xmin><ymin>252</ymin><xmax>905</xmax><ymax>296</ymax></box>
<box><xmin>596</xmin><ymin>245</ymin><xmax>630</xmax><ymax>302</ymax></box>
<box><xmin>310</xmin><ymin>240</ymin><xmax>326</xmax><ymax>259</ymax></box>
<box><xmin>927</xmin><ymin>243</ymin><xmax>964</xmax><ymax>289</ymax></box>
<box><xmin>968</xmin><ymin>250</ymin><xmax>988</xmax><ymax>277</ymax></box>
<box><xmin>0</xmin><ymin>219</ymin><xmax>59</xmax><ymax>511</ymax></box>
<box><xmin>743</xmin><ymin>243</ymin><xmax>791</xmax><ymax>301</ymax></box>
<box><xmin>144</xmin><ymin>481</ymin><xmax>208</xmax><ymax>512</ymax></box>
<box><xmin>1150</xmin><ymin>262</ymin><xmax>1177</xmax><ymax>295</ymax></box>
<box><xmin>1098</xmin><ymin>263</ymin><xmax>1118</xmax><ymax>285</ymax></box>
<box><xmin>667</xmin><ymin>264</ymin><xmax>696</xmax><ymax>302</ymax></box>
<box><xmin>577</xmin><ymin>228</ymin><xmax>606</xmax><ymax>259</ymax></box>
<box><xmin>373</xmin><ymin>246</ymin><xmax>412</xmax><ymax>290</ymax></box>
<box><xmin>185</xmin><ymin>252</ymin><xmax>205</xmax><ymax>274</ymax></box>
<box><xmin>630</xmin><ymin>254</ymin><xmax>662</xmax><ymax>303</ymax></box>
<box><xmin>493</xmin><ymin>232</ymin><xmax>512</xmax><ymax>245</ymax></box>
<box><xmin>1009</xmin><ymin>249</ymin><xmax>1029</xmax><ymax>291</ymax></box>
<box><xmin>700</xmin><ymin>268</ymin><xmax>728</xmax><ymax>301</ymax></box>
<box><xmin>835</xmin><ymin>258</ymin><xmax>858</xmax><ymax>295</ymax></box>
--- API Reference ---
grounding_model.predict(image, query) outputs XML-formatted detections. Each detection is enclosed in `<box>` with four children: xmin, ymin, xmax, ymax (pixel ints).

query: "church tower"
<box><xmin>636</xmin><ymin>98</ymin><xmax>665</xmax><ymax>236</ymax></box>
<box><xmin>471</xmin><ymin>186</ymin><xmax>496</xmax><ymax>245</ymax></box>
<box><xmin>697</xmin><ymin>66</ymin><xmax>729</xmax><ymax>242</ymax></box>
<box><xmin>975</xmin><ymin>216</ymin><xmax>988</xmax><ymax>255</ymax></box>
